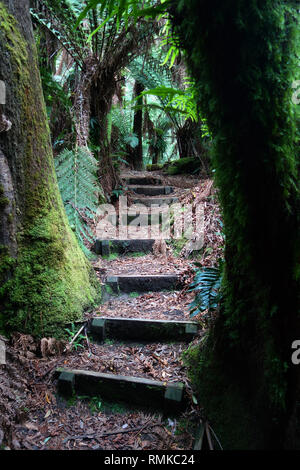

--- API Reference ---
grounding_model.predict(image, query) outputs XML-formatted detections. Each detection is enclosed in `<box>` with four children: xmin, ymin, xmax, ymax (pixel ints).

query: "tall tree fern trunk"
<box><xmin>131</xmin><ymin>80</ymin><xmax>144</xmax><ymax>170</ymax></box>
<box><xmin>91</xmin><ymin>70</ymin><xmax>119</xmax><ymax>195</ymax></box>
<box><xmin>172</xmin><ymin>0</ymin><xmax>300</xmax><ymax>449</ymax></box>
<box><xmin>0</xmin><ymin>0</ymin><xmax>100</xmax><ymax>337</ymax></box>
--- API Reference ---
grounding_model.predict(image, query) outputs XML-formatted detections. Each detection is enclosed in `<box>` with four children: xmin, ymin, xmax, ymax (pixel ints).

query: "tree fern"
<box><xmin>30</xmin><ymin>3</ymin><xmax>85</xmax><ymax>66</ymax></box>
<box><xmin>54</xmin><ymin>147</ymin><xmax>102</xmax><ymax>258</ymax></box>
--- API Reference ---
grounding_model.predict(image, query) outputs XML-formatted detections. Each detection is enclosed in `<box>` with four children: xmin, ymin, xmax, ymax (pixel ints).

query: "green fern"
<box><xmin>55</xmin><ymin>147</ymin><xmax>101</xmax><ymax>258</ymax></box>
<box><xmin>189</xmin><ymin>260</ymin><xmax>224</xmax><ymax>317</ymax></box>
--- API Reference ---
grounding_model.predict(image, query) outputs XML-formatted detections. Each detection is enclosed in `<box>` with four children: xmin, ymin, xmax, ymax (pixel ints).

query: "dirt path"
<box><xmin>1</xmin><ymin>171</ymin><xmax>220</xmax><ymax>451</ymax></box>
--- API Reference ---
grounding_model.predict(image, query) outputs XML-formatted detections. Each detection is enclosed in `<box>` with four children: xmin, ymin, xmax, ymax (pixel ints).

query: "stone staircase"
<box><xmin>55</xmin><ymin>174</ymin><xmax>199</xmax><ymax>419</ymax></box>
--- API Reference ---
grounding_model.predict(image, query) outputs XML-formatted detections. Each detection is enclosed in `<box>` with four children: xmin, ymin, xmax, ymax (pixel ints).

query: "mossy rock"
<box><xmin>167</xmin><ymin>158</ymin><xmax>200</xmax><ymax>175</ymax></box>
<box><xmin>146</xmin><ymin>163</ymin><xmax>164</xmax><ymax>171</ymax></box>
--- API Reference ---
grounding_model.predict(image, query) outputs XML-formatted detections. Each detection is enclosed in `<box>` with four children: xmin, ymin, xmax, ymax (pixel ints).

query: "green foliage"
<box><xmin>146</xmin><ymin>163</ymin><xmax>164</xmax><ymax>171</ymax></box>
<box><xmin>189</xmin><ymin>261</ymin><xmax>224</xmax><ymax>317</ymax></box>
<box><xmin>109</xmin><ymin>106</ymin><xmax>137</xmax><ymax>161</ymax></box>
<box><xmin>55</xmin><ymin>147</ymin><xmax>102</xmax><ymax>258</ymax></box>
<box><xmin>30</xmin><ymin>1</ymin><xmax>86</xmax><ymax>66</ymax></box>
<box><xmin>75</xmin><ymin>0</ymin><xmax>171</xmax><ymax>34</ymax></box>
<box><xmin>39</xmin><ymin>66</ymin><xmax>72</xmax><ymax>118</ymax></box>
<box><xmin>129</xmin><ymin>53</ymin><xmax>173</xmax><ymax>95</ymax></box>
<box><xmin>129</xmin><ymin>291</ymin><xmax>140</xmax><ymax>297</ymax></box>
<box><xmin>138</xmin><ymin>83</ymin><xmax>198</xmax><ymax>122</ymax></box>
<box><xmin>65</xmin><ymin>323</ymin><xmax>86</xmax><ymax>350</ymax></box>
<box><xmin>167</xmin><ymin>157</ymin><xmax>200</xmax><ymax>175</ymax></box>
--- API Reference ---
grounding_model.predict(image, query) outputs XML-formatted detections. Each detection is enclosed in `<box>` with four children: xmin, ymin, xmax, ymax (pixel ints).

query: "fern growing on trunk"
<box><xmin>54</xmin><ymin>147</ymin><xmax>102</xmax><ymax>257</ymax></box>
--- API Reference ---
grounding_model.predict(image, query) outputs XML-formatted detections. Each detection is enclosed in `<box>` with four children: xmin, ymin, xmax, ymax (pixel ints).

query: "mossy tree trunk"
<box><xmin>0</xmin><ymin>0</ymin><xmax>100</xmax><ymax>337</ymax></box>
<box><xmin>172</xmin><ymin>0</ymin><xmax>300</xmax><ymax>449</ymax></box>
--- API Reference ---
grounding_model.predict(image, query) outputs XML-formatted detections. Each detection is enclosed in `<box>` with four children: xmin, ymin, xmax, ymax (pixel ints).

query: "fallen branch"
<box><xmin>63</xmin><ymin>323</ymin><xmax>87</xmax><ymax>352</ymax></box>
<box><xmin>63</xmin><ymin>422</ymin><xmax>159</xmax><ymax>443</ymax></box>
<box><xmin>84</xmin><ymin>325</ymin><xmax>92</xmax><ymax>356</ymax></box>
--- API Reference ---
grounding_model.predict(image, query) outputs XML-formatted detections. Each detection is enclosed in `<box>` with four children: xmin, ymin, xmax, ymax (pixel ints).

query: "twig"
<box><xmin>84</xmin><ymin>325</ymin><xmax>92</xmax><ymax>356</ymax></box>
<box><xmin>151</xmin><ymin>352</ymin><xmax>168</xmax><ymax>366</ymax></box>
<box><xmin>132</xmin><ymin>417</ymin><xmax>154</xmax><ymax>439</ymax></box>
<box><xmin>205</xmin><ymin>422</ymin><xmax>214</xmax><ymax>450</ymax></box>
<box><xmin>208</xmin><ymin>424</ymin><xmax>223</xmax><ymax>450</ymax></box>
<box><xmin>63</xmin><ymin>323</ymin><xmax>86</xmax><ymax>352</ymax></box>
<box><xmin>63</xmin><ymin>422</ymin><xmax>159</xmax><ymax>443</ymax></box>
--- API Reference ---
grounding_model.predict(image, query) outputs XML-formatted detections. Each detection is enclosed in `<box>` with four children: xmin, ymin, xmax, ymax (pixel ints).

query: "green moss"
<box><xmin>170</xmin><ymin>236</ymin><xmax>188</xmax><ymax>257</ymax></box>
<box><xmin>0</xmin><ymin>196</ymin><xmax>9</xmax><ymax>207</ymax></box>
<box><xmin>1</xmin><ymin>209</ymin><xmax>100</xmax><ymax>337</ymax></box>
<box><xmin>129</xmin><ymin>292</ymin><xmax>140</xmax><ymax>298</ymax></box>
<box><xmin>146</xmin><ymin>163</ymin><xmax>164</xmax><ymax>171</ymax></box>
<box><xmin>102</xmin><ymin>253</ymin><xmax>119</xmax><ymax>261</ymax></box>
<box><xmin>182</xmin><ymin>340</ymin><xmax>264</xmax><ymax>449</ymax></box>
<box><xmin>0</xmin><ymin>184</ymin><xmax>9</xmax><ymax>208</ymax></box>
<box><xmin>167</xmin><ymin>158</ymin><xmax>200</xmax><ymax>175</ymax></box>
<box><xmin>0</xmin><ymin>3</ymin><xmax>28</xmax><ymax>88</ymax></box>
<box><xmin>172</xmin><ymin>0</ymin><xmax>300</xmax><ymax>447</ymax></box>
<box><xmin>0</xmin><ymin>2</ymin><xmax>101</xmax><ymax>338</ymax></box>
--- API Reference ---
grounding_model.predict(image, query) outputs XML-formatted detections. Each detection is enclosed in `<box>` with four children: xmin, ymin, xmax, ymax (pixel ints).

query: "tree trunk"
<box><xmin>176</xmin><ymin>118</ymin><xmax>197</xmax><ymax>158</ymax></box>
<box><xmin>172</xmin><ymin>0</ymin><xmax>300</xmax><ymax>449</ymax></box>
<box><xmin>131</xmin><ymin>81</ymin><xmax>144</xmax><ymax>170</ymax></box>
<box><xmin>91</xmin><ymin>69</ymin><xmax>119</xmax><ymax>196</ymax></box>
<box><xmin>0</xmin><ymin>0</ymin><xmax>99</xmax><ymax>337</ymax></box>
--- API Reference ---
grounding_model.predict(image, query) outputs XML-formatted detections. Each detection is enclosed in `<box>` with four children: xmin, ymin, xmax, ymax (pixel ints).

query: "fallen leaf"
<box><xmin>45</xmin><ymin>393</ymin><xmax>51</xmax><ymax>404</ymax></box>
<box><xmin>24</xmin><ymin>422</ymin><xmax>39</xmax><ymax>431</ymax></box>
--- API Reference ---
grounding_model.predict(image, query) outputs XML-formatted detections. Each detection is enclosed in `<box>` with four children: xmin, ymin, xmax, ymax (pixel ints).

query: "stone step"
<box><xmin>89</xmin><ymin>317</ymin><xmax>199</xmax><ymax>342</ymax></box>
<box><xmin>56</xmin><ymin>368</ymin><xmax>185</xmax><ymax>413</ymax></box>
<box><xmin>106</xmin><ymin>274</ymin><xmax>181</xmax><ymax>294</ymax></box>
<box><xmin>132</xmin><ymin>196</ymin><xmax>179</xmax><ymax>207</ymax></box>
<box><xmin>123</xmin><ymin>176</ymin><xmax>163</xmax><ymax>186</ymax></box>
<box><xmin>93</xmin><ymin>238</ymin><xmax>156</xmax><ymax>256</ymax></box>
<box><xmin>128</xmin><ymin>185</ymin><xmax>173</xmax><ymax>196</ymax></box>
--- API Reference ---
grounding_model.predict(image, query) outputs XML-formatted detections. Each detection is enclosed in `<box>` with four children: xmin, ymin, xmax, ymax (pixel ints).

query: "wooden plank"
<box><xmin>106</xmin><ymin>274</ymin><xmax>181</xmax><ymax>293</ymax></box>
<box><xmin>89</xmin><ymin>317</ymin><xmax>199</xmax><ymax>342</ymax></box>
<box><xmin>128</xmin><ymin>185</ymin><xmax>174</xmax><ymax>196</ymax></box>
<box><xmin>56</xmin><ymin>368</ymin><xmax>185</xmax><ymax>413</ymax></box>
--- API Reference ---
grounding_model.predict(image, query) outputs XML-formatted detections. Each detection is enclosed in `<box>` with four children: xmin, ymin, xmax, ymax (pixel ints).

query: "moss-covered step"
<box><xmin>123</xmin><ymin>176</ymin><xmax>163</xmax><ymax>185</ymax></box>
<box><xmin>106</xmin><ymin>274</ymin><xmax>181</xmax><ymax>293</ymax></box>
<box><xmin>132</xmin><ymin>196</ymin><xmax>179</xmax><ymax>207</ymax></box>
<box><xmin>56</xmin><ymin>368</ymin><xmax>185</xmax><ymax>413</ymax></box>
<box><xmin>93</xmin><ymin>239</ymin><xmax>156</xmax><ymax>256</ymax></box>
<box><xmin>89</xmin><ymin>317</ymin><xmax>199</xmax><ymax>342</ymax></box>
<box><xmin>128</xmin><ymin>185</ymin><xmax>173</xmax><ymax>196</ymax></box>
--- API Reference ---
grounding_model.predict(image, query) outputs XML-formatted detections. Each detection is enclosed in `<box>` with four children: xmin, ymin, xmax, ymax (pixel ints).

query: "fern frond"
<box><xmin>55</xmin><ymin>147</ymin><xmax>101</xmax><ymax>258</ymax></box>
<box><xmin>30</xmin><ymin>0</ymin><xmax>86</xmax><ymax>66</ymax></box>
<box><xmin>188</xmin><ymin>260</ymin><xmax>224</xmax><ymax>317</ymax></box>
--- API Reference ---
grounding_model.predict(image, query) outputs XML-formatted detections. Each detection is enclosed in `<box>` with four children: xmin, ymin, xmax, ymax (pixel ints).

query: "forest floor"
<box><xmin>0</xmin><ymin>170</ymin><xmax>223</xmax><ymax>451</ymax></box>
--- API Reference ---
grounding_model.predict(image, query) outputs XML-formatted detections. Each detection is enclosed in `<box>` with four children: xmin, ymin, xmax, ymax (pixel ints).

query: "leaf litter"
<box><xmin>0</xmin><ymin>175</ymin><xmax>222</xmax><ymax>450</ymax></box>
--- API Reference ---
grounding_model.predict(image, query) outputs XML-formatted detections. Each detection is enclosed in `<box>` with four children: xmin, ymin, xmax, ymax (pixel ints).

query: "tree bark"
<box><xmin>90</xmin><ymin>68</ymin><xmax>119</xmax><ymax>196</ymax></box>
<box><xmin>131</xmin><ymin>80</ymin><xmax>144</xmax><ymax>170</ymax></box>
<box><xmin>0</xmin><ymin>0</ymin><xmax>99</xmax><ymax>337</ymax></box>
<box><xmin>172</xmin><ymin>0</ymin><xmax>300</xmax><ymax>449</ymax></box>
